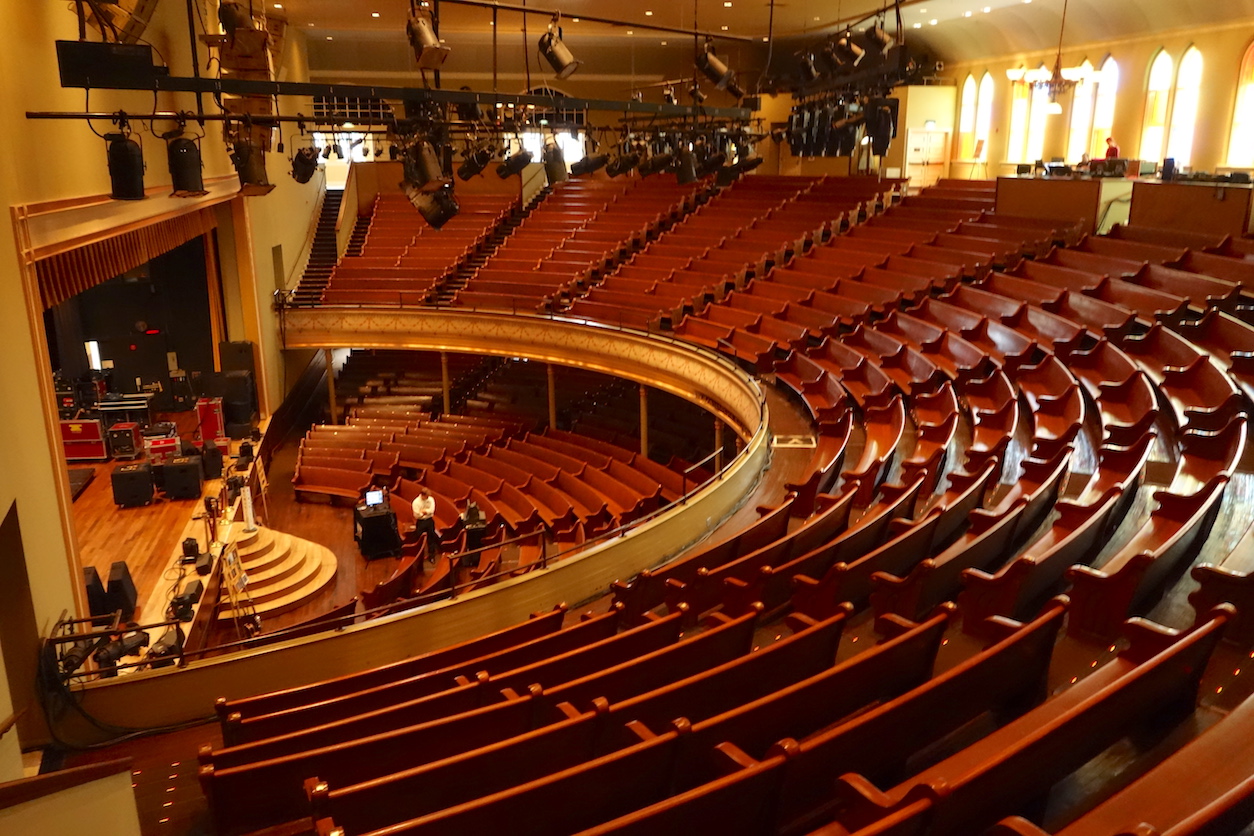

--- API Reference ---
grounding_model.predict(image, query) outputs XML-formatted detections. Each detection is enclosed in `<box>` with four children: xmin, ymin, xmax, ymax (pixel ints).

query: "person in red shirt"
<box><xmin>1105</xmin><ymin>137</ymin><xmax>1120</xmax><ymax>159</ymax></box>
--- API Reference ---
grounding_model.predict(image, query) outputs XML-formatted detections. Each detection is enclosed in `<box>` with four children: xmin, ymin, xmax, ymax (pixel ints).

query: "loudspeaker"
<box><xmin>195</xmin><ymin>550</ymin><xmax>213</xmax><ymax>576</ymax></box>
<box><xmin>111</xmin><ymin>463</ymin><xmax>154</xmax><ymax>507</ymax></box>
<box><xmin>219</xmin><ymin>340</ymin><xmax>257</xmax><ymax>376</ymax></box>
<box><xmin>165</xmin><ymin>455</ymin><xmax>203</xmax><ymax>500</ymax></box>
<box><xmin>84</xmin><ymin>566</ymin><xmax>108</xmax><ymax>618</ymax></box>
<box><xmin>223</xmin><ymin>370</ymin><xmax>256</xmax><ymax>427</ymax></box>
<box><xmin>201</xmin><ymin>440</ymin><xmax>224</xmax><ymax>479</ymax></box>
<box><xmin>105</xmin><ymin>560</ymin><xmax>138</xmax><ymax>620</ymax></box>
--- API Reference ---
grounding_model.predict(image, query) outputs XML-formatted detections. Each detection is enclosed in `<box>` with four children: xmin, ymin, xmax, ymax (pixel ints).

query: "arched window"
<box><xmin>1026</xmin><ymin>70</ymin><xmax>1052</xmax><ymax>163</ymax></box>
<box><xmin>1067</xmin><ymin>59</ymin><xmax>1096</xmax><ymax>162</ymax></box>
<box><xmin>1090</xmin><ymin>57</ymin><xmax>1119</xmax><ymax>157</ymax></box>
<box><xmin>958</xmin><ymin>74</ymin><xmax>978</xmax><ymax>159</ymax></box>
<box><xmin>1166</xmin><ymin>46</ymin><xmax>1203</xmax><ymax>166</ymax></box>
<box><xmin>1006</xmin><ymin>79</ymin><xmax>1031</xmax><ymax>163</ymax></box>
<box><xmin>1229</xmin><ymin>41</ymin><xmax>1254</xmax><ymax>167</ymax></box>
<box><xmin>1140</xmin><ymin>50</ymin><xmax>1174</xmax><ymax>162</ymax></box>
<box><xmin>975</xmin><ymin>73</ymin><xmax>995</xmax><ymax>160</ymax></box>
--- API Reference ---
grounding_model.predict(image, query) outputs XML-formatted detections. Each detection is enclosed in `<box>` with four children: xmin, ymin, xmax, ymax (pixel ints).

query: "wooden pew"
<box><xmin>824</xmin><ymin>607</ymin><xmax>1233</xmax><ymax>836</ymax></box>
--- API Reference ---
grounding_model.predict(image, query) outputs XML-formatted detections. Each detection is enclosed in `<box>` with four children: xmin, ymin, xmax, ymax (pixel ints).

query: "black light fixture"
<box><xmin>105</xmin><ymin>121</ymin><xmax>145</xmax><ymax>200</ymax></box>
<box><xmin>401</xmin><ymin>139</ymin><xmax>451</xmax><ymax>193</ymax></box>
<box><xmin>638</xmin><ymin>150</ymin><xmax>674</xmax><ymax>178</ymax></box>
<box><xmin>735</xmin><ymin>142</ymin><xmax>764</xmax><ymax>173</ymax></box>
<box><xmin>697</xmin><ymin>39</ymin><xmax>736</xmax><ymax>90</ymax></box>
<box><xmin>835</xmin><ymin>30</ymin><xmax>866</xmax><ymax>67</ymax></box>
<box><xmin>166</xmin><ymin>136</ymin><xmax>208</xmax><ymax>197</ymax></box>
<box><xmin>865</xmin><ymin>20</ymin><xmax>895</xmax><ymax>56</ymax></box>
<box><xmin>409</xmin><ymin>184</ymin><xmax>461</xmax><ymax>228</ymax></box>
<box><xmin>605</xmin><ymin>151</ymin><xmax>640</xmax><ymax>178</ymax></box>
<box><xmin>542</xmin><ymin>141</ymin><xmax>568</xmax><ymax>184</ymax></box>
<box><xmin>407</xmin><ymin>2</ymin><xmax>450</xmax><ymax>69</ymax></box>
<box><xmin>291</xmin><ymin>146</ymin><xmax>320</xmax><ymax>184</ymax></box>
<box><xmin>93</xmin><ymin>629</ymin><xmax>149</xmax><ymax>675</ymax></box>
<box><xmin>146</xmin><ymin>626</ymin><xmax>185</xmax><ymax>669</ymax></box>
<box><xmin>798</xmin><ymin>52</ymin><xmax>821</xmax><ymax>84</ymax></box>
<box><xmin>496</xmin><ymin>147</ymin><xmax>534</xmax><ymax>178</ymax></box>
<box><xmin>663</xmin><ymin>86</ymin><xmax>677</xmax><ymax>106</ymax></box>
<box><xmin>770</xmin><ymin>128</ymin><xmax>787</xmax><ymax>144</ymax></box>
<box><xmin>322</xmin><ymin>143</ymin><xmax>334</xmax><ymax>159</ymax></box>
<box><xmin>231</xmin><ymin>139</ymin><xmax>276</xmax><ymax>196</ymax></box>
<box><xmin>689</xmin><ymin>83</ymin><xmax>707</xmax><ymax>104</ymax></box>
<box><xmin>457</xmin><ymin>143</ymin><xmax>494</xmax><ymax>180</ymax></box>
<box><xmin>60</xmin><ymin>641</ymin><xmax>95</xmax><ymax>676</ymax></box>
<box><xmin>538</xmin><ymin>12</ymin><xmax>580</xmax><ymax>79</ymax></box>
<box><xmin>675</xmin><ymin>146</ymin><xmax>698</xmax><ymax>184</ymax></box>
<box><xmin>570</xmin><ymin>153</ymin><xmax>608</xmax><ymax>176</ymax></box>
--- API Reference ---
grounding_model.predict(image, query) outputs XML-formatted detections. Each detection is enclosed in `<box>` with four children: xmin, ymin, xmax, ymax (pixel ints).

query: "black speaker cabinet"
<box><xmin>84</xmin><ymin>566</ymin><xmax>108</xmax><ymax>618</ymax></box>
<box><xmin>225</xmin><ymin>420</ymin><xmax>253</xmax><ymax>440</ymax></box>
<box><xmin>219</xmin><ymin>340</ymin><xmax>257</xmax><ymax>376</ymax></box>
<box><xmin>111</xmin><ymin>463</ymin><xmax>154</xmax><ymax>508</ymax></box>
<box><xmin>354</xmin><ymin>503</ymin><xmax>402</xmax><ymax>559</ymax></box>
<box><xmin>201</xmin><ymin>440</ymin><xmax>224</xmax><ymax>479</ymax></box>
<box><xmin>105</xmin><ymin>560</ymin><xmax>138</xmax><ymax>620</ymax></box>
<box><xmin>165</xmin><ymin>455</ymin><xmax>204</xmax><ymax>500</ymax></box>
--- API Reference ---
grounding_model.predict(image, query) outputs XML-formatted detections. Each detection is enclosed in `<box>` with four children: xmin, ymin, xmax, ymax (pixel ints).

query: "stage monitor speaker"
<box><xmin>201</xmin><ymin>440</ymin><xmax>224</xmax><ymax>479</ymax></box>
<box><xmin>84</xmin><ymin>566</ymin><xmax>108</xmax><ymax>618</ymax></box>
<box><xmin>165</xmin><ymin>455</ymin><xmax>204</xmax><ymax>500</ymax></box>
<box><xmin>105</xmin><ymin>560</ymin><xmax>138</xmax><ymax>620</ymax></box>
<box><xmin>195</xmin><ymin>550</ymin><xmax>213</xmax><ymax>576</ymax></box>
<box><xmin>219</xmin><ymin>340</ymin><xmax>257</xmax><ymax>376</ymax></box>
<box><xmin>111</xmin><ymin>463</ymin><xmax>154</xmax><ymax>508</ymax></box>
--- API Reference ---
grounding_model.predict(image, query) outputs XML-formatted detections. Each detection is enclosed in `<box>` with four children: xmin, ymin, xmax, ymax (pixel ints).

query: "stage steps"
<box><xmin>218</xmin><ymin>526</ymin><xmax>338</xmax><ymax>621</ymax></box>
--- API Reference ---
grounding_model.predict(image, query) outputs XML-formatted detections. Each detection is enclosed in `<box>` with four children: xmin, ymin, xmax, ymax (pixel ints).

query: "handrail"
<box><xmin>0</xmin><ymin>758</ymin><xmax>133</xmax><ymax>812</ymax></box>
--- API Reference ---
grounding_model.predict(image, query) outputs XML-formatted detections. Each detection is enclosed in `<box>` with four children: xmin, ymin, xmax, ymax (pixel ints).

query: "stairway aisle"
<box><xmin>290</xmin><ymin>188</ymin><xmax>345</xmax><ymax>307</ymax></box>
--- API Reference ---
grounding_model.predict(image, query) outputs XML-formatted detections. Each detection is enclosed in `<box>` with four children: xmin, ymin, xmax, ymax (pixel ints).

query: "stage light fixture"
<box><xmin>571</xmin><ymin>153</ymin><xmax>608</xmax><ymax>176</ymax></box>
<box><xmin>167</xmin><ymin>137</ymin><xmax>208</xmax><ymax>197</ymax></box>
<box><xmin>402</xmin><ymin>139</ymin><xmax>451</xmax><ymax>192</ymax></box>
<box><xmin>60</xmin><ymin>641</ymin><xmax>94</xmax><ymax>676</ymax></box>
<box><xmin>457</xmin><ymin>144</ymin><xmax>494</xmax><ymax>180</ymax></box>
<box><xmin>146</xmin><ymin>626</ymin><xmax>185</xmax><ymax>669</ymax></box>
<box><xmin>496</xmin><ymin>148</ymin><xmax>534</xmax><ymax>178</ymax></box>
<box><xmin>697</xmin><ymin>39</ymin><xmax>736</xmax><ymax>90</ymax></box>
<box><xmin>735</xmin><ymin>143</ymin><xmax>764</xmax><ymax>173</ymax></box>
<box><xmin>605</xmin><ymin>151</ymin><xmax>640</xmax><ymax>178</ymax></box>
<box><xmin>663</xmin><ymin>86</ymin><xmax>677</xmax><ymax>105</ymax></box>
<box><xmin>696</xmin><ymin>149</ymin><xmax>727</xmax><ymax>178</ymax></box>
<box><xmin>105</xmin><ymin>130</ymin><xmax>145</xmax><ymax>200</ymax></box>
<box><xmin>689</xmin><ymin>83</ymin><xmax>707</xmax><ymax>103</ymax></box>
<box><xmin>408</xmin><ymin>183</ymin><xmax>461</xmax><ymax>228</ymax></box>
<box><xmin>291</xmin><ymin>146</ymin><xmax>320</xmax><ymax>184</ymax></box>
<box><xmin>538</xmin><ymin>13</ymin><xmax>581</xmax><ymax>79</ymax></box>
<box><xmin>231</xmin><ymin>139</ymin><xmax>276</xmax><ymax>196</ymax></box>
<box><xmin>835</xmin><ymin>30</ymin><xmax>866</xmax><ymax>67</ymax></box>
<box><xmin>322</xmin><ymin>143</ymin><xmax>333</xmax><ymax>159</ymax></box>
<box><xmin>93</xmin><ymin>629</ymin><xmax>150</xmax><ymax>672</ymax></box>
<box><xmin>638</xmin><ymin>151</ymin><xmax>674</xmax><ymax>178</ymax></box>
<box><xmin>770</xmin><ymin>128</ymin><xmax>787</xmax><ymax>144</ymax></box>
<box><xmin>798</xmin><ymin>52</ymin><xmax>821</xmax><ymax>83</ymax></box>
<box><xmin>865</xmin><ymin>20</ymin><xmax>895</xmax><ymax>55</ymax></box>
<box><xmin>675</xmin><ymin>146</ymin><xmax>698</xmax><ymax>184</ymax></box>
<box><xmin>407</xmin><ymin>4</ymin><xmax>450</xmax><ymax>69</ymax></box>
<box><xmin>542</xmin><ymin>141</ymin><xmax>568</xmax><ymax>184</ymax></box>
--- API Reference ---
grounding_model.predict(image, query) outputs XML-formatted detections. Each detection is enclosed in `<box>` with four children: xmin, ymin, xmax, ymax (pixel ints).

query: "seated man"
<box><xmin>411</xmin><ymin>486</ymin><xmax>439</xmax><ymax>562</ymax></box>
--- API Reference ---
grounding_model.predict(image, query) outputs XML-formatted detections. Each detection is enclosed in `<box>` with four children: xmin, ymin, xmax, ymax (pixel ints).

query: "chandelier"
<box><xmin>1004</xmin><ymin>0</ymin><xmax>1092</xmax><ymax>104</ymax></box>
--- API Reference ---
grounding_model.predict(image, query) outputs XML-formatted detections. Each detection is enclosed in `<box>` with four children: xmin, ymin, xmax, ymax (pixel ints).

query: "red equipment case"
<box><xmin>61</xmin><ymin>418</ymin><xmax>108</xmax><ymax>461</ymax></box>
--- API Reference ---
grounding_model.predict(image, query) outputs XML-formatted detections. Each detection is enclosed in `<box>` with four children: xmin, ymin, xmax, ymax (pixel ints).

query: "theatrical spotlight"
<box><xmin>402</xmin><ymin>139</ymin><xmax>451</xmax><ymax>192</ymax></box>
<box><xmin>231</xmin><ymin>139</ymin><xmax>276</xmax><ymax>196</ymax></box>
<box><xmin>798</xmin><ymin>52</ymin><xmax>821</xmax><ymax>84</ymax></box>
<box><xmin>105</xmin><ymin>126</ymin><xmax>145</xmax><ymax>201</ymax></box>
<box><xmin>542</xmin><ymin>141</ymin><xmax>568</xmax><ymax>184</ymax></box>
<box><xmin>60</xmin><ymin>641</ymin><xmax>94</xmax><ymax>676</ymax></box>
<box><xmin>605</xmin><ymin>151</ymin><xmax>640</xmax><ymax>178</ymax></box>
<box><xmin>496</xmin><ymin>148</ymin><xmax>534</xmax><ymax>178</ymax></box>
<box><xmin>865</xmin><ymin>20</ymin><xmax>895</xmax><ymax>56</ymax></box>
<box><xmin>697</xmin><ymin>39</ymin><xmax>736</xmax><ymax>90</ymax></box>
<box><xmin>663</xmin><ymin>86</ymin><xmax>677</xmax><ymax>106</ymax></box>
<box><xmin>675</xmin><ymin>146</ymin><xmax>698</xmax><ymax>184</ymax></box>
<box><xmin>770</xmin><ymin>128</ymin><xmax>787</xmax><ymax>144</ymax></box>
<box><xmin>638</xmin><ymin>151</ymin><xmax>674</xmax><ymax>178</ymax></box>
<box><xmin>407</xmin><ymin>3</ymin><xmax>450</xmax><ymax>70</ymax></box>
<box><xmin>409</xmin><ymin>184</ymin><xmax>460</xmax><ymax>229</ymax></box>
<box><xmin>166</xmin><ymin>136</ymin><xmax>208</xmax><ymax>197</ymax></box>
<box><xmin>291</xmin><ymin>146</ymin><xmax>320</xmax><ymax>184</ymax></box>
<box><xmin>689</xmin><ymin>83</ymin><xmax>707</xmax><ymax>104</ymax></box>
<box><xmin>322</xmin><ymin>143</ymin><xmax>334</xmax><ymax>159</ymax></box>
<box><xmin>93</xmin><ymin>629</ymin><xmax>150</xmax><ymax>675</ymax></box>
<box><xmin>834</xmin><ymin>30</ymin><xmax>866</xmax><ymax>67</ymax></box>
<box><xmin>735</xmin><ymin>143</ymin><xmax>764</xmax><ymax>173</ymax></box>
<box><xmin>570</xmin><ymin>153</ymin><xmax>608</xmax><ymax>176</ymax></box>
<box><xmin>539</xmin><ymin>13</ymin><xmax>580</xmax><ymax>80</ymax></box>
<box><xmin>146</xmin><ymin>626</ymin><xmax>185</xmax><ymax>669</ymax></box>
<box><xmin>457</xmin><ymin>144</ymin><xmax>494</xmax><ymax>180</ymax></box>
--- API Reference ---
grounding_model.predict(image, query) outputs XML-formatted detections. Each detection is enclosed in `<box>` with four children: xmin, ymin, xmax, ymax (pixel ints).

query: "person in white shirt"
<box><xmin>411</xmin><ymin>487</ymin><xmax>438</xmax><ymax>561</ymax></box>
